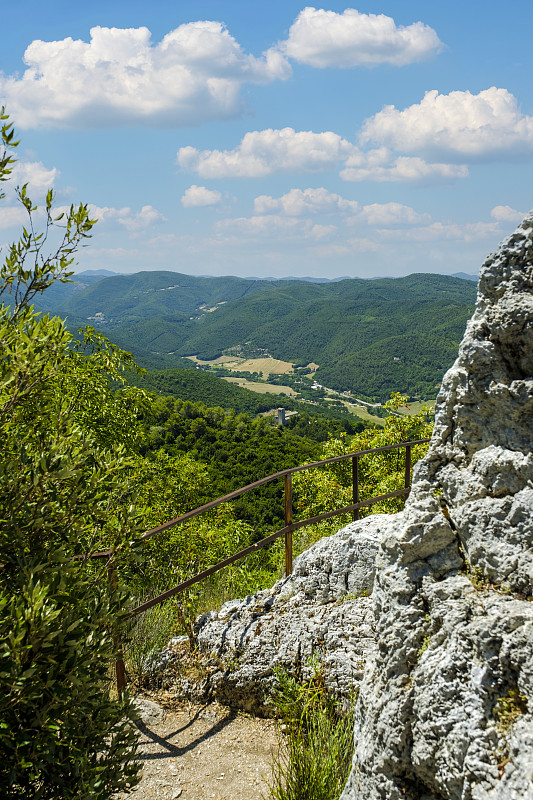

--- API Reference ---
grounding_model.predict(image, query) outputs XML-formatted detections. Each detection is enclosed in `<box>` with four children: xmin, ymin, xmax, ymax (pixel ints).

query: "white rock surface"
<box><xmin>341</xmin><ymin>214</ymin><xmax>533</xmax><ymax>799</ymax></box>
<box><xmin>165</xmin><ymin>515</ymin><xmax>389</xmax><ymax>714</ymax></box>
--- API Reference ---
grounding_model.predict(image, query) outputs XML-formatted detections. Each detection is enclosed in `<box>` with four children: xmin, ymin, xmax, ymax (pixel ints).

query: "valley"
<box><xmin>35</xmin><ymin>269</ymin><xmax>477</xmax><ymax>404</ymax></box>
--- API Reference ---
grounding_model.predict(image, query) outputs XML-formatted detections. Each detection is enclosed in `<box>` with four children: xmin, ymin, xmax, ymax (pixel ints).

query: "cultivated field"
<box><xmin>222</xmin><ymin>377</ymin><xmax>298</xmax><ymax>396</ymax></box>
<box><xmin>336</xmin><ymin>399</ymin><xmax>385</xmax><ymax>426</ymax></box>
<box><xmin>187</xmin><ymin>355</ymin><xmax>297</xmax><ymax>376</ymax></box>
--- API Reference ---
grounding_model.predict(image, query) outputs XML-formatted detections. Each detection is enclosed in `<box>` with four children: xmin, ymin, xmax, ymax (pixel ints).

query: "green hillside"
<box><xmin>37</xmin><ymin>270</ymin><xmax>477</xmax><ymax>401</ymax></box>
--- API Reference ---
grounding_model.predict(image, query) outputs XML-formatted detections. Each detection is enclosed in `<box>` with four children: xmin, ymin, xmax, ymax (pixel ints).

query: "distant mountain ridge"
<box><xmin>36</xmin><ymin>270</ymin><xmax>477</xmax><ymax>402</ymax></box>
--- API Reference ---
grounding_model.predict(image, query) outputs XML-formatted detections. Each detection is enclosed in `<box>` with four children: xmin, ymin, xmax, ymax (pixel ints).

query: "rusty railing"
<box><xmin>95</xmin><ymin>438</ymin><xmax>429</xmax><ymax>690</ymax></box>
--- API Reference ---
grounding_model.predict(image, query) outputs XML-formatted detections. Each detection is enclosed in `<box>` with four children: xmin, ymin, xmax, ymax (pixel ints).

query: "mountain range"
<box><xmin>35</xmin><ymin>270</ymin><xmax>477</xmax><ymax>401</ymax></box>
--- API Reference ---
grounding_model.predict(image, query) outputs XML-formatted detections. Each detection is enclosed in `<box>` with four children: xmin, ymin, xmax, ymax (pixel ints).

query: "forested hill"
<box><xmin>36</xmin><ymin>270</ymin><xmax>477</xmax><ymax>401</ymax></box>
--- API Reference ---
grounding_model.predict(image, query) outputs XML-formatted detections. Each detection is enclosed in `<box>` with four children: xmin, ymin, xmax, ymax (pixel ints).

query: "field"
<box><xmin>187</xmin><ymin>355</ymin><xmax>297</xmax><ymax>376</ymax></box>
<box><xmin>336</xmin><ymin>399</ymin><xmax>385</xmax><ymax>426</ymax></box>
<box><xmin>396</xmin><ymin>400</ymin><xmax>436</xmax><ymax>416</ymax></box>
<box><xmin>222</xmin><ymin>377</ymin><xmax>298</xmax><ymax>396</ymax></box>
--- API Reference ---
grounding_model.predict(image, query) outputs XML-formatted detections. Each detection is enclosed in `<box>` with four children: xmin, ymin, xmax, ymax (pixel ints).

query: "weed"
<box><xmin>494</xmin><ymin>688</ymin><xmax>528</xmax><ymax>733</ymax></box>
<box><xmin>417</xmin><ymin>635</ymin><xmax>431</xmax><ymax>659</ymax></box>
<box><xmin>267</xmin><ymin>661</ymin><xmax>355</xmax><ymax>800</ymax></box>
<box><xmin>124</xmin><ymin>597</ymin><xmax>181</xmax><ymax>683</ymax></box>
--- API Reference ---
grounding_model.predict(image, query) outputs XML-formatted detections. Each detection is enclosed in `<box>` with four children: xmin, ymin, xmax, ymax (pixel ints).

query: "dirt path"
<box><xmin>127</xmin><ymin>695</ymin><xmax>279</xmax><ymax>800</ymax></box>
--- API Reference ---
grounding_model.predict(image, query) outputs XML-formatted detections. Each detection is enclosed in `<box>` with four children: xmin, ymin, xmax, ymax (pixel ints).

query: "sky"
<box><xmin>1</xmin><ymin>0</ymin><xmax>532</xmax><ymax>280</ymax></box>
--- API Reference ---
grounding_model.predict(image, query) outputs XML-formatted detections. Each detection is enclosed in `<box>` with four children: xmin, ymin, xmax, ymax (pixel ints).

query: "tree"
<box><xmin>0</xmin><ymin>109</ymin><xmax>142</xmax><ymax>798</ymax></box>
<box><xmin>292</xmin><ymin>393</ymin><xmax>433</xmax><ymax>553</ymax></box>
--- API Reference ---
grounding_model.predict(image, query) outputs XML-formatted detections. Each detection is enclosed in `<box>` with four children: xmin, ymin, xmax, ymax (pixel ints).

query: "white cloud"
<box><xmin>281</xmin><ymin>7</ymin><xmax>443</xmax><ymax>68</ymax></box>
<box><xmin>0</xmin><ymin>206</ymin><xmax>31</xmax><ymax>230</ymax></box>
<box><xmin>253</xmin><ymin>191</ymin><xmax>430</xmax><ymax>228</ymax></box>
<box><xmin>360</xmin><ymin>87</ymin><xmax>533</xmax><ymax>160</ymax></box>
<box><xmin>254</xmin><ymin>187</ymin><xmax>359</xmax><ymax>216</ymax></box>
<box><xmin>1</xmin><ymin>23</ymin><xmax>291</xmax><ymax>129</ymax></box>
<box><xmin>216</xmin><ymin>214</ymin><xmax>336</xmax><ymax>240</ymax></box>
<box><xmin>376</xmin><ymin>221</ymin><xmax>499</xmax><ymax>242</ymax></box>
<box><xmin>118</xmin><ymin>205</ymin><xmax>166</xmax><ymax>231</ymax></box>
<box><xmin>490</xmin><ymin>205</ymin><xmax>528</xmax><ymax>224</ymax></box>
<box><xmin>85</xmin><ymin>203</ymin><xmax>166</xmax><ymax>231</ymax></box>
<box><xmin>177</xmin><ymin>128</ymin><xmax>355</xmax><ymax>178</ymax></box>
<box><xmin>181</xmin><ymin>185</ymin><xmax>222</xmax><ymax>207</ymax></box>
<box><xmin>178</xmin><ymin>129</ymin><xmax>468</xmax><ymax>186</ymax></box>
<box><xmin>357</xmin><ymin>202</ymin><xmax>431</xmax><ymax>227</ymax></box>
<box><xmin>341</xmin><ymin>151</ymin><xmax>468</xmax><ymax>184</ymax></box>
<box><xmin>10</xmin><ymin>161</ymin><xmax>58</xmax><ymax>194</ymax></box>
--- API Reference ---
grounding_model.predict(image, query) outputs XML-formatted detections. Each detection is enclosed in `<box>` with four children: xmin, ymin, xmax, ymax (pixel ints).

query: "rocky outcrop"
<box><xmin>158</xmin><ymin>515</ymin><xmax>388</xmax><ymax>714</ymax></box>
<box><xmin>341</xmin><ymin>213</ymin><xmax>533</xmax><ymax>800</ymax></box>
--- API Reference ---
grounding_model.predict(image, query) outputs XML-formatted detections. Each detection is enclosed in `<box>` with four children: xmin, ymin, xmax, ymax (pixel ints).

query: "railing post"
<box><xmin>352</xmin><ymin>455</ymin><xmax>360</xmax><ymax>521</ymax></box>
<box><xmin>284</xmin><ymin>473</ymin><xmax>293</xmax><ymax>576</ymax></box>
<box><xmin>108</xmin><ymin>561</ymin><xmax>126</xmax><ymax>694</ymax></box>
<box><xmin>404</xmin><ymin>444</ymin><xmax>412</xmax><ymax>494</ymax></box>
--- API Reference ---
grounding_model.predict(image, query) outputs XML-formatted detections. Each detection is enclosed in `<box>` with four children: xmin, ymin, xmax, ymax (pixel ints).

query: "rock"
<box><xmin>160</xmin><ymin>515</ymin><xmax>388</xmax><ymax>714</ymax></box>
<box><xmin>133</xmin><ymin>697</ymin><xmax>165</xmax><ymax>727</ymax></box>
<box><xmin>340</xmin><ymin>213</ymin><xmax>533</xmax><ymax>799</ymax></box>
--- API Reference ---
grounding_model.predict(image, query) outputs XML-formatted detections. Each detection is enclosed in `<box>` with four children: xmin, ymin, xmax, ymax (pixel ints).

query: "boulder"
<box><xmin>160</xmin><ymin>514</ymin><xmax>389</xmax><ymax>714</ymax></box>
<box><xmin>341</xmin><ymin>213</ymin><xmax>533</xmax><ymax>799</ymax></box>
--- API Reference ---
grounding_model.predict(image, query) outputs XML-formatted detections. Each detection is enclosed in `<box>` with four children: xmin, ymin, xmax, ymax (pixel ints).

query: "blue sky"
<box><xmin>1</xmin><ymin>0</ymin><xmax>532</xmax><ymax>279</ymax></box>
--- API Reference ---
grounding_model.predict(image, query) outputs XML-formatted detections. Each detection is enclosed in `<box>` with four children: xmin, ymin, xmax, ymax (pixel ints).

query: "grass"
<box><xmin>268</xmin><ymin>661</ymin><xmax>355</xmax><ymax>800</ymax></box>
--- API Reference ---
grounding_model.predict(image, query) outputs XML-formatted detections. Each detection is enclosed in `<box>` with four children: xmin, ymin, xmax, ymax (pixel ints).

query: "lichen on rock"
<box><xmin>341</xmin><ymin>213</ymin><xmax>533</xmax><ymax>800</ymax></box>
<box><xmin>159</xmin><ymin>514</ymin><xmax>389</xmax><ymax>715</ymax></box>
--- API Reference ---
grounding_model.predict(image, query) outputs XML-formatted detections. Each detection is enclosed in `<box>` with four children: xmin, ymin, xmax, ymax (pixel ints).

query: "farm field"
<box><xmin>336</xmin><ymin>399</ymin><xmax>385</xmax><ymax>426</ymax></box>
<box><xmin>222</xmin><ymin>376</ymin><xmax>298</xmax><ymax>396</ymax></box>
<box><xmin>396</xmin><ymin>400</ymin><xmax>436</xmax><ymax>416</ymax></box>
<box><xmin>187</xmin><ymin>355</ymin><xmax>297</xmax><ymax>376</ymax></box>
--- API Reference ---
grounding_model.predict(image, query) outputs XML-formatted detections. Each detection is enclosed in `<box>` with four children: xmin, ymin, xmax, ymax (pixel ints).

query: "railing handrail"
<box><xmin>102</xmin><ymin>436</ymin><xmax>430</xmax><ymax>692</ymax></box>
<box><xmin>90</xmin><ymin>438</ymin><xmax>431</xmax><ymax>558</ymax></box>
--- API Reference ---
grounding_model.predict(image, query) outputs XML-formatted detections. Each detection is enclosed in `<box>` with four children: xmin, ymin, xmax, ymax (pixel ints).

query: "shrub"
<box><xmin>268</xmin><ymin>662</ymin><xmax>355</xmax><ymax>800</ymax></box>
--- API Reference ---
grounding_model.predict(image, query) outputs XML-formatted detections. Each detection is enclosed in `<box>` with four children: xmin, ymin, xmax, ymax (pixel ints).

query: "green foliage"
<box><xmin>292</xmin><ymin>394</ymin><xmax>433</xmax><ymax>553</ymax></box>
<box><xmin>34</xmin><ymin>267</ymin><xmax>476</xmax><ymax>402</ymax></box>
<box><xmin>268</xmin><ymin>662</ymin><xmax>355</xmax><ymax>800</ymax></box>
<box><xmin>494</xmin><ymin>688</ymin><xmax>528</xmax><ymax>733</ymax></box>
<box><xmin>0</xmin><ymin>553</ymin><xmax>140</xmax><ymax>799</ymax></box>
<box><xmin>125</xmin><ymin>597</ymin><xmax>183</xmax><ymax>684</ymax></box>
<box><xmin>138</xmin><ymin>394</ymin><xmax>320</xmax><ymax>529</ymax></box>
<box><xmin>0</xmin><ymin>110</ymin><xmax>141</xmax><ymax>797</ymax></box>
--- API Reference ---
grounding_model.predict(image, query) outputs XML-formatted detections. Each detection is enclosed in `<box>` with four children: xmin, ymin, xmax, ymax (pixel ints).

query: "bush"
<box><xmin>0</xmin><ymin>552</ymin><xmax>140</xmax><ymax>799</ymax></box>
<box><xmin>0</xmin><ymin>109</ymin><xmax>142</xmax><ymax>797</ymax></box>
<box><xmin>268</xmin><ymin>663</ymin><xmax>355</xmax><ymax>800</ymax></box>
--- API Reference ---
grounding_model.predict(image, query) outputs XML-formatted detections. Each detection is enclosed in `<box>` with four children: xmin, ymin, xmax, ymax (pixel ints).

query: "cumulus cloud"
<box><xmin>341</xmin><ymin>150</ymin><xmax>468</xmax><ymax>184</ymax></box>
<box><xmin>0</xmin><ymin>206</ymin><xmax>32</xmax><ymax>230</ymax></box>
<box><xmin>216</xmin><ymin>214</ymin><xmax>336</xmax><ymax>240</ymax></box>
<box><xmin>118</xmin><ymin>205</ymin><xmax>166</xmax><ymax>231</ymax></box>
<box><xmin>376</xmin><ymin>220</ymin><xmax>499</xmax><ymax>242</ymax></box>
<box><xmin>181</xmin><ymin>185</ymin><xmax>222</xmax><ymax>207</ymax></box>
<box><xmin>254</xmin><ymin>187</ymin><xmax>359</xmax><ymax>216</ymax></box>
<box><xmin>86</xmin><ymin>203</ymin><xmax>166</xmax><ymax>230</ymax></box>
<box><xmin>177</xmin><ymin>128</ymin><xmax>355</xmax><ymax>178</ymax></box>
<box><xmin>253</xmin><ymin>190</ymin><xmax>429</xmax><ymax>228</ymax></box>
<box><xmin>10</xmin><ymin>161</ymin><xmax>58</xmax><ymax>194</ymax></box>
<box><xmin>178</xmin><ymin>129</ymin><xmax>468</xmax><ymax>186</ymax></box>
<box><xmin>0</xmin><ymin>23</ymin><xmax>291</xmax><ymax>129</ymax></box>
<box><xmin>490</xmin><ymin>205</ymin><xmax>529</xmax><ymax>223</ymax></box>
<box><xmin>357</xmin><ymin>202</ymin><xmax>431</xmax><ymax>226</ymax></box>
<box><xmin>280</xmin><ymin>7</ymin><xmax>443</xmax><ymax>68</ymax></box>
<box><xmin>360</xmin><ymin>87</ymin><xmax>533</xmax><ymax>160</ymax></box>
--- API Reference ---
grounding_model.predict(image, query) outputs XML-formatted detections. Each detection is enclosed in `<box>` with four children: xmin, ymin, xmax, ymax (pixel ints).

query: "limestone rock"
<box><xmin>341</xmin><ymin>213</ymin><xmax>533</xmax><ymax>799</ymax></box>
<box><xmin>165</xmin><ymin>515</ymin><xmax>388</xmax><ymax>714</ymax></box>
<box><xmin>133</xmin><ymin>697</ymin><xmax>165</xmax><ymax>727</ymax></box>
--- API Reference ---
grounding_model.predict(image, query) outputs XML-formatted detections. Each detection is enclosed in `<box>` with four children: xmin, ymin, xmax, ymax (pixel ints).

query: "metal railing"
<box><xmin>94</xmin><ymin>438</ymin><xmax>429</xmax><ymax>691</ymax></box>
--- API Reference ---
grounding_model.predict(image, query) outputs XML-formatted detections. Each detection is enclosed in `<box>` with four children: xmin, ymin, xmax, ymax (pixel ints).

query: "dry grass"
<box><xmin>222</xmin><ymin>377</ymin><xmax>298</xmax><ymax>396</ymax></box>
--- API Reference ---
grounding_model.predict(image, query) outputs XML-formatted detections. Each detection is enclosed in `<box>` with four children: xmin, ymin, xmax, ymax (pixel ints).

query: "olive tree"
<box><xmin>0</xmin><ymin>109</ymin><xmax>143</xmax><ymax>798</ymax></box>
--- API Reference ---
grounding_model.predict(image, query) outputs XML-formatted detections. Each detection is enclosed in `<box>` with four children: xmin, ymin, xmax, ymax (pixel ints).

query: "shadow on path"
<box><xmin>135</xmin><ymin>706</ymin><xmax>238</xmax><ymax>761</ymax></box>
